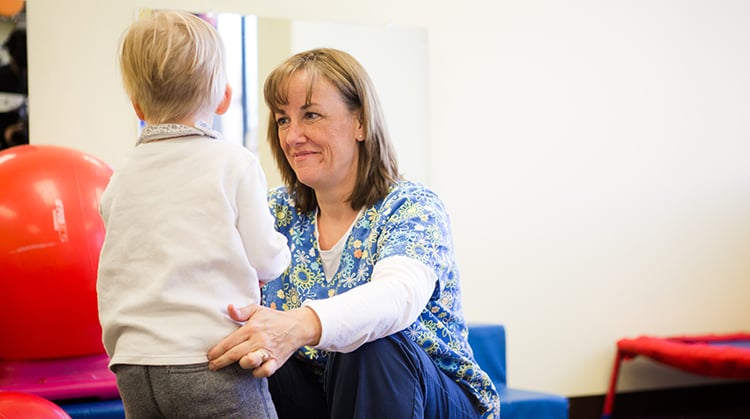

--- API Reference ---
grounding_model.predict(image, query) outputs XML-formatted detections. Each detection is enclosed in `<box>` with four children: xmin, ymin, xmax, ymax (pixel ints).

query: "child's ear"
<box><xmin>216</xmin><ymin>84</ymin><xmax>233</xmax><ymax>115</ymax></box>
<box><xmin>132</xmin><ymin>101</ymin><xmax>145</xmax><ymax>121</ymax></box>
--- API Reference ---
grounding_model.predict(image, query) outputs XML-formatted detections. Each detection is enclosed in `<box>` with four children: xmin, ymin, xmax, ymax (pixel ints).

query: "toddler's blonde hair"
<box><xmin>119</xmin><ymin>10</ymin><xmax>227</xmax><ymax>124</ymax></box>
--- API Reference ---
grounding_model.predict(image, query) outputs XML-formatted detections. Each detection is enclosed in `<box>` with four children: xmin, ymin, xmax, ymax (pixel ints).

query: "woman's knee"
<box><xmin>328</xmin><ymin>332</ymin><xmax>421</xmax><ymax>377</ymax></box>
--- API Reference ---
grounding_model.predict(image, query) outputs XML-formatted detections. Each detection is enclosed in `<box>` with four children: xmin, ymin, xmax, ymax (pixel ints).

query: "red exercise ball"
<box><xmin>0</xmin><ymin>145</ymin><xmax>112</xmax><ymax>360</ymax></box>
<box><xmin>0</xmin><ymin>392</ymin><xmax>71</xmax><ymax>418</ymax></box>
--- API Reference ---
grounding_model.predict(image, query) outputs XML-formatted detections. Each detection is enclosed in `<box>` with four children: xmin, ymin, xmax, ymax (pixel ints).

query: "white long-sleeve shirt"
<box><xmin>306</xmin><ymin>255</ymin><xmax>436</xmax><ymax>352</ymax></box>
<box><xmin>97</xmin><ymin>125</ymin><xmax>290</xmax><ymax>367</ymax></box>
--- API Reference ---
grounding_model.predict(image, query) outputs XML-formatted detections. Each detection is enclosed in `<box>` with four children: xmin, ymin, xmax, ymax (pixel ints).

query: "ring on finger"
<box><xmin>257</xmin><ymin>349</ymin><xmax>270</xmax><ymax>362</ymax></box>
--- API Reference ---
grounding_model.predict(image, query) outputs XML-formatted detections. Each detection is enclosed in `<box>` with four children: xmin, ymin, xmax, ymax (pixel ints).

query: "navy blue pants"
<box><xmin>268</xmin><ymin>331</ymin><xmax>482</xmax><ymax>419</ymax></box>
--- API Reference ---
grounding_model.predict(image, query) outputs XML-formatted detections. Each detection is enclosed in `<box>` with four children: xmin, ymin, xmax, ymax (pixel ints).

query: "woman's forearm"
<box><xmin>303</xmin><ymin>256</ymin><xmax>436</xmax><ymax>352</ymax></box>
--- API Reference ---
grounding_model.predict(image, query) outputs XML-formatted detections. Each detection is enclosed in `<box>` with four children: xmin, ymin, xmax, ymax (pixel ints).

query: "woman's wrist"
<box><xmin>291</xmin><ymin>306</ymin><xmax>322</xmax><ymax>347</ymax></box>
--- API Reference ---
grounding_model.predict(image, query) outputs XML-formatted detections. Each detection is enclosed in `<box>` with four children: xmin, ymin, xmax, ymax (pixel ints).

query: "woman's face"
<box><xmin>274</xmin><ymin>70</ymin><xmax>364</xmax><ymax>195</ymax></box>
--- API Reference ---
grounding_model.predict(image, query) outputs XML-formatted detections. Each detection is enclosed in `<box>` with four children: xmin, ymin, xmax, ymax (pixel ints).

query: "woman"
<box><xmin>208</xmin><ymin>48</ymin><xmax>500</xmax><ymax>418</ymax></box>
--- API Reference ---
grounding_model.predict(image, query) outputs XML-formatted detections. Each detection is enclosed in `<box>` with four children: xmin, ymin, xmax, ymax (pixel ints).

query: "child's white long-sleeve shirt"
<box><xmin>98</xmin><ymin>130</ymin><xmax>290</xmax><ymax>368</ymax></box>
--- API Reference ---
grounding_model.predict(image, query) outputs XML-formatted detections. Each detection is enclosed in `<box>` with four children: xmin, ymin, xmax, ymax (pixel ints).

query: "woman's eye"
<box><xmin>304</xmin><ymin>112</ymin><xmax>320</xmax><ymax>120</ymax></box>
<box><xmin>276</xmin><ymin>116</ymin><xmax>289</xmax><ymax>126</ymax></box>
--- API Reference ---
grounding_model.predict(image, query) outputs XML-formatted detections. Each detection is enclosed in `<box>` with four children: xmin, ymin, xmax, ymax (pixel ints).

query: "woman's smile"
<box><xmin>293</xmin><ymin>150</ymin><xmax>318</xmax><ymax>160</ymax></box>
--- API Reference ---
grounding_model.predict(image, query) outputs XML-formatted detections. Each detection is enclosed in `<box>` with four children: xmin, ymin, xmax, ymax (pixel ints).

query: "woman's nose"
<box><xmin>284</xmin><ymin>121</ymin><xmax>305</xmax><ymax>145</ymax></box>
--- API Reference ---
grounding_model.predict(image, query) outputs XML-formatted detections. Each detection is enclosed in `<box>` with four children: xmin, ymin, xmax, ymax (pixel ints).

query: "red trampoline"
<box><xmin>602</xmin><ymin>332</ymin><xmax>750</xmax><ymax>418</ymax></box>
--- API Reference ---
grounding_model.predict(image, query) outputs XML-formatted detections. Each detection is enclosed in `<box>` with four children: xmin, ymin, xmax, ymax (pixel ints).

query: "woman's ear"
<box><xmin>216</xmin><ymin>84</ymin><xmax>233</xmax><ymax>115</ymax></box>
<box><xmin>355</xmin><ymin>115</ymin><xmax>365</xmax><ymax>142</ymax></box>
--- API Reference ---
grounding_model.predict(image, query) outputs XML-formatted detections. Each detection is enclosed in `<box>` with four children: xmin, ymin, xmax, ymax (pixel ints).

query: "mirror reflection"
<box><xmin>0</xmin><ymin>2</ymin><xmax>27</xmax><ymax>151</ymax></box>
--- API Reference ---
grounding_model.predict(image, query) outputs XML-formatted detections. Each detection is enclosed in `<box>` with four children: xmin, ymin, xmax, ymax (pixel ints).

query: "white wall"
<box><xmin>26</xmin><ymin>0</ymin><xmax>750</xmax><ymax>397</ymax></box>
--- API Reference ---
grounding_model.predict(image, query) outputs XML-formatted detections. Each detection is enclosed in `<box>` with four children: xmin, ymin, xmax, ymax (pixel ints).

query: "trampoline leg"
<box><xmin>601</xmin><ymin>349</ymin><xmax>625</xmax><ymax>419</ymax></box>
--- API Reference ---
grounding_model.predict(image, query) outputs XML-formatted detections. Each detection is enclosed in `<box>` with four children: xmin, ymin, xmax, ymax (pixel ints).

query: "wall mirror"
<box><xmin>140</xmin><ymin>9</ymin><xmax>429</xmax><ymax>187</ymax></box>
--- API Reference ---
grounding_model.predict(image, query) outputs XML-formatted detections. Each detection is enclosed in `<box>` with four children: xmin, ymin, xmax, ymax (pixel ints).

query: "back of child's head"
<box><xmin>119</xmin><ymin>10</ymin><xmax>227</xmax><ymax>124</ymax></box>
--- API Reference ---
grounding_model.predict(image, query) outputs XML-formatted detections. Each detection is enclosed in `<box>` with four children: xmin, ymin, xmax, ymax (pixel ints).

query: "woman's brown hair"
<box><xmin>264</xmin><ymin>48</ymin><xmax>401</xmax><ymax>213</ymax></box>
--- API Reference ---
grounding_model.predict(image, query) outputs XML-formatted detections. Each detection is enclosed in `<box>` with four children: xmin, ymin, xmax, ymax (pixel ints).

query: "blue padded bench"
<box><xmin>468</xmin><ymin>324</ymin><xmax>569</xmax><ymax>419</ymax></box>
<box><xmin>58</xmin><ymin>399</ymin><xmax>124</xmax><ymax>419</ymax></box>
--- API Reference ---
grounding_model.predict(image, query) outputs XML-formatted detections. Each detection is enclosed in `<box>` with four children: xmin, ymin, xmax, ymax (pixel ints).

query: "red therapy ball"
<box><xmin>0</xmin><ymin>392</ymin><xmax>71</xmax><ymax>418</ymax></box>
<box><xmin>0</xmin><ymin>145</ymin><xmax>112</xmax><ymax>360</ymax></box>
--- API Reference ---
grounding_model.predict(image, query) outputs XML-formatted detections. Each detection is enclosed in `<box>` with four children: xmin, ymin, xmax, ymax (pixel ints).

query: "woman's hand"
<box><xmin>207</xmin><ymin>303</ymin><xmax>322</xmax><ymax>378</ymax></box>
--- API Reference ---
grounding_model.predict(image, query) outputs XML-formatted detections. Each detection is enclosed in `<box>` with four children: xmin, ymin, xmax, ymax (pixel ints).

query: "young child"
<box><xmin>97</xmin><ymin>10</ymin><xmax>289</xmax><ymax>418</ymax></box>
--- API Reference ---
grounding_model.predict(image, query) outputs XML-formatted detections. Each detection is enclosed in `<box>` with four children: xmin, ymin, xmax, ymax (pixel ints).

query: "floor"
<box><xmin>568</xmin><ymin>382</ymin><xmax>750</xmax><ymax>419</ymax></box>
